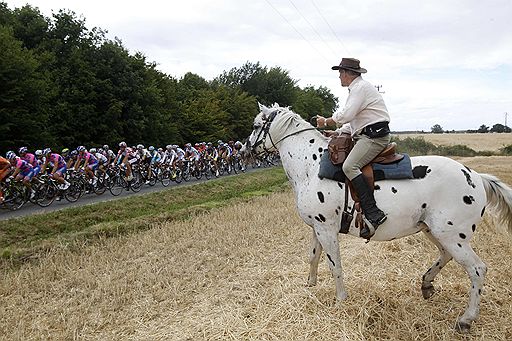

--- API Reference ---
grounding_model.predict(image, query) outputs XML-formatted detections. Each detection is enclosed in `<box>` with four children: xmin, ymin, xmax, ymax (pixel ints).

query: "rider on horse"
<box><xmin>316</xmin><ymin>58</ymin><xmax>391</xmax><ymax>239</ymax></box>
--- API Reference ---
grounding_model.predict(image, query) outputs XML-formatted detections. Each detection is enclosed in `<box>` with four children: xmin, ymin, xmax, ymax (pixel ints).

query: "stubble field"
<box><xmin>0</xmin><ymin>148</ymin><xmax>511</xmax><ymax>339</ymax></box>
<box><xmin>395</xmin><ymin>132</ymin><xmax>512</xmax><ymax>152</ymax></box>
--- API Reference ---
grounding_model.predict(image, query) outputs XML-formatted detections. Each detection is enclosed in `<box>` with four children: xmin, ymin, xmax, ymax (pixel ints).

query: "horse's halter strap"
<box><xmin>251</xmin><ymin>110</ymin><xmax>316</xmax><ymax>156</ymax></box>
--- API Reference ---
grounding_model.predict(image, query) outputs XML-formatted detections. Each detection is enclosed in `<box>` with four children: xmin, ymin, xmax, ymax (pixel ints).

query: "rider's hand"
<box><xmin>316</xmin><ymin>116</ymin><xmax>327</xmax><ymax>128</ymax></box>
<box><xmin>322</xmin><ymin>130</ymin><xmax>339</xmax><ymax>138</ymax></box>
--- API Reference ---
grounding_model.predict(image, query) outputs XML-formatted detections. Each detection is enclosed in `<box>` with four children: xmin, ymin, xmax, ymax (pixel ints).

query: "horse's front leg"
<box><xmin>307</xmin><ymin>228</ymin><xmax>323</xmax><ymax>286</ymax></box>
<box><xmin>313</xmin><ymin>223</ymin><xmax>347</xmax><ymax>301</ymax></box>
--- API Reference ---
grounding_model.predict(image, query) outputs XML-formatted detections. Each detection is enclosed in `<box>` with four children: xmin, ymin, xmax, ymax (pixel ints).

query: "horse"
<box><xmin>244</xmin><ymin>103</ymin><xmax>512</xmax><ymax>333</ymax></box>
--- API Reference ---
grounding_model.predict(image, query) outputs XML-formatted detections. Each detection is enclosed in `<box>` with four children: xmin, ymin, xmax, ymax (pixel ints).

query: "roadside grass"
<box><xmin>0</xmin><ymin>167</ymin><xmax>289</xmax><ymax>265</ymax></box>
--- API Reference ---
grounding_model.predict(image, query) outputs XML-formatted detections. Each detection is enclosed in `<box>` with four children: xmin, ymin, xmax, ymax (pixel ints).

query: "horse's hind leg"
<box><xmin>421</xmin><ymin>229</ymin><xmax>453</xmax><ymax>299</ymax></box>
<box><xmin>432</xmin><ymin>236</ymin><xmax>487</xmax><ymax>333</ymax></box>
<box><xmin>307</xmin><ymin>228</ymin><xmax>323</xmax><ymax>286</ymax></box>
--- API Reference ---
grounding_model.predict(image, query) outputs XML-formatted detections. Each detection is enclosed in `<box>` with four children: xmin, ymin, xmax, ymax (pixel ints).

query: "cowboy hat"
<box><xmin>331</xmin><ymin>58</ymin><xmax>367</xmax><ymax>73</ymax></box>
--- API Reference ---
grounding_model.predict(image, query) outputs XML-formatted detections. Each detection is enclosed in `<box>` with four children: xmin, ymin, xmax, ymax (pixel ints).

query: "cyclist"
<box><xmin>204</xmin><ymin>142</ymin><xmax>219</xmax><ymax>176</ymax></box>
<box><xmin>114</xmin><ymin>141</ymin><xmax>137</xmax><ymax>181</ymax></box>
<box><xmin>6</xmin><ymin>151</ymin><xmax>35</xmax><ymax>197</ymax></box>
<box><xmin>19</xmin><ymin>147</ymin><xmax>41</xmax><ymax>177</ymax></box>
<box><xmin>94</xmin><ymin>148</ymin><xmax>109</xmax><ymax>176</ymax></box>
<box><xmin>102</xmin><ymin>144</ymin><xmax>116</xmax><ymax>165</ymax></box>
<box><xmin>42</xmin><ymin>148</ymin><xmax>70</xmax><ymax>189</ymax></box>
<box><xmin>145</xmin><ymin>146</ymin><xmax>161</xmax><ymax>184</ymax></box>
<box><xmin>0</xmin><ymin>155</ymin><xmax>12</xmax><ymax>203</ymax></box>
<box><xmin>75</xmin><ymin>146</ymin><xmax>99</xmax><ymax>185</ymax></box>
<box><xmin>219</xmin><ymin>143</ymin><xmax>233</xmax><ymax>170</ymax></box>
<box><xmin>184</xmin><ymin>143</ymin><xmax>201</xmax><ymax>170</ymax></box>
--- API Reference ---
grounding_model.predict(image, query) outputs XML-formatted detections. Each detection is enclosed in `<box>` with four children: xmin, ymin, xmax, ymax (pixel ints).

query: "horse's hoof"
<box><xmin>421</xmin><ymin>284</ymin><xmax>435</xmax><ymax>299</ymax></box>
<box><xmin>455</xmin><ymin>321</ymin><xmax>471</xmax><ymax>334</ymax></box>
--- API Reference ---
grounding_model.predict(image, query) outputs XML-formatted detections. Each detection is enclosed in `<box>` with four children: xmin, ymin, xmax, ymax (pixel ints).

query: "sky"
<box><xmin>6</xmin><ymin>0</ymin><xmax>512</xmax><ymax>132</ymax></box>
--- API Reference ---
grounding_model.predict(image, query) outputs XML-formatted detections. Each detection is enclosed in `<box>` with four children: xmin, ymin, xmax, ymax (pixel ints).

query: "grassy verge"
<box><xmin>0</xmin><ymin>167</ymin><xmax>289</xmax><ymax>265</ymax></box>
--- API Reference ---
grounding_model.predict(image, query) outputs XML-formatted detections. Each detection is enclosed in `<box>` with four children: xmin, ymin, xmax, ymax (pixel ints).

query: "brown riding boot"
<box><xmin>351</xmin><ymin>174</ymin><xmax>387</xmax><ymax>239</ymax></box>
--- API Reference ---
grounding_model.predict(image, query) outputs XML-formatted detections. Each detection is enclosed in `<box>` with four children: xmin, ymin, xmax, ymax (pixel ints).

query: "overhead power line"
<box><xmin>310</xmin><ymin>0</ymin><xmax>351</xmax><ymax>55</ymax></box>
<box><xmin>264</xmin><ymin>0</ymin><xmax>331</xmax><ymax>64</ymax></box>
<box><xmin>287</xmin><ymin>0</ymin><xmax>338</xmax><ymax>59</ymax></box>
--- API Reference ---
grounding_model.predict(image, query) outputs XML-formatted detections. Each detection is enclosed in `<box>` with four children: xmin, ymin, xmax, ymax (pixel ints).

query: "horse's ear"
<box><xmin>258</xmin><ymin>102</ymin><xmax>268</xmax><ymax>112</ymax></box>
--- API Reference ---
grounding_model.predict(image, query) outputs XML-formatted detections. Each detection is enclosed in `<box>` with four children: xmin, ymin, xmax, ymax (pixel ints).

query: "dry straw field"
<box><xmin>1</xmin><ymin>156</ymin><xmax>512</xmax><ymax>340</ymax></box>
<box><xmin>395</xmin><ymin>133</ymin><xmax>512</xmax><ymax>152</ymax></box>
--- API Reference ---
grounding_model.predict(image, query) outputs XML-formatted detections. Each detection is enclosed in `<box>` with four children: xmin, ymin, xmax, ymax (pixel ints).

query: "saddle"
<box><xmin>328</xmin><ymin>134</ymin><xmax>404</xmax><ymax>234</ymax></box>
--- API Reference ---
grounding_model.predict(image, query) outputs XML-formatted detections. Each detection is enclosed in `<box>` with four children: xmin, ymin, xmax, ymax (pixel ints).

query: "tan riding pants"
<box><xmin>342</xmin><ymin>134</ymin><xmax>391</xmax><ymax>180</ymax></box>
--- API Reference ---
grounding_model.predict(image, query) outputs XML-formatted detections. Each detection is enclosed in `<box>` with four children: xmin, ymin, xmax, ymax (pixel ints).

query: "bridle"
<box><xmin>249</xmin><ymin>110</ymin><xmax>317</xmax><ymax>156</ymax></box>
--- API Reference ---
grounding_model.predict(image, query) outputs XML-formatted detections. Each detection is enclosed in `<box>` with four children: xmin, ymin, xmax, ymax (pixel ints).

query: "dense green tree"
<box><xmin>0</xmin><ymin>2</ymin><xmax>337</xmax><ymax>154</ymax></box>
<box><xmin>431</xmin><ymin>124</ymin><xmax>444</xmax><ymax>134</ymax></box>
<box><xmin>0</xmin><ymin>25</ymin><xmax>51</xmax><ymax>151</ymax></box>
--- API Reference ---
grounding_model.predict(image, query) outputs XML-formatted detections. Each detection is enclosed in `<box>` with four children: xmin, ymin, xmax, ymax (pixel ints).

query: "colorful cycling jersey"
<box><xmin>15</xmin><ymin>158</ymin><xmax>34</xmax><ymax>173</ymax></box>
<box><xmin>118</xmin><ymin>147</ymin><xmax>136</xmax><ymax>158</ymax></box>
<box><xmin>185</xmin><ymin>147</ymin><xmax>199</xmax><ymax>158</ymax></box>
<box><xmin>220</xmin><ymin>146</ymin><xmax>233</xmax><ymax>156</ymax></box>
<box><xmin>175</xmin><ymin>148</ymin><xmax>185</xmax><ymax>158</ymax></box>
<box><xmin>48</xmin><ymin>153</ymin><xmax>66</xmax><ymax>168</ymax></box>
<box><xmin>82</xmin><ymin>151</ymin><xmax>98</xmax><ymax>165</ymax></box>
<box><xmin>150</xmin><ymin>151</ymin><xmax>161</xmax><ymax>163</ymax></box>
<box><xmin>94</xmin><ymin>152</ymin><xmax>108</xmax><ymax>164</ymax></box>
<box><xmin>206</xmin><ymin>147</ymin><xmax>218</xmax><ymax>158</ymax></box>
<box><xmin>22</xmin><ymin>153</ymin><xmax>38</xmax><ymax>167</ymax></box>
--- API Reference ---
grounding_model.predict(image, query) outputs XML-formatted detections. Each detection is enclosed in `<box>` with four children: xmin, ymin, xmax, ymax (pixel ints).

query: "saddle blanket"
<box><xmin>318</xmin><ymin>152</ymin><xmax>413</xmax><ymax>182</ymax></box>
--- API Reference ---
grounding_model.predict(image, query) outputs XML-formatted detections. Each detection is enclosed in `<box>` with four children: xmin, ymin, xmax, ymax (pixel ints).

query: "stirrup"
<box><xmin>360</xmin><ymin>214</ymin><xmax>387</xmax><ymax>239</ymax></box>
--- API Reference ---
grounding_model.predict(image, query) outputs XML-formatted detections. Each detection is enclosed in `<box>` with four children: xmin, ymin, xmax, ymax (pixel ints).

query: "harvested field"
<box><xmin>395</xmin><ymin>133</ymin><xmax>512</xmax><ymax>152</ymax></box>
<box><xmin>1</xmin><ymin>157</ymin><xmax>512</xmax><ymax>340</ymax></box>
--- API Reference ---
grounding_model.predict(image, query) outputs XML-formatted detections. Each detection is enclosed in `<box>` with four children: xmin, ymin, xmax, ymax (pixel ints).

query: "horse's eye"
<box><xmin>253</xmin><ymin>125</ymin><xmax>260</xmax><ymax>130</ymax></box>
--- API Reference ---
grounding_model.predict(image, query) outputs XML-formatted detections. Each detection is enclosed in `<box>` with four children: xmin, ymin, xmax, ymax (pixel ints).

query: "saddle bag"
<box><xmin>328</xmin><ymin>134</ymin><xmax>353</xmax><ymax>165</ymax></box>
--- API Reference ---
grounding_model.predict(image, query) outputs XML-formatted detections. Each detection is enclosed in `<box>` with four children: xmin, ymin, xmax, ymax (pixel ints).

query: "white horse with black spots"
<box><xmin>244</xmin><ymin>103</ymin><xmax>512</xmax><ymax>333</ymax></box>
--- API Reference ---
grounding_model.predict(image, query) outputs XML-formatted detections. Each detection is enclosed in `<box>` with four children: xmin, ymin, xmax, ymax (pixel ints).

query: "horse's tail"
<box><xmin>480</xmin><ymin>173</ymin><xmax>512</xmax><ymax>234</ymax></box>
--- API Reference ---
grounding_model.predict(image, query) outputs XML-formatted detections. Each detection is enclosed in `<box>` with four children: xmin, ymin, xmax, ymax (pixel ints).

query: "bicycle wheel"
<box><xmin>36</xmin><ymin>181</ymin><xmax>58</xmax><ymax>207</ymax></box>
<box><xmin>109</xmin><ymin>175</ymin><xmax>124</xmax><ymax>196</ymax></box>
<box><xmin>64</xmin><ymin>181</ymin><xmax>82</xmax><ymax>202</ymax></box>
<box><xmin>3</xmin><ymin>185</ymin><xmax>25</xmax><ymax>210</ymax></box>
<box><xmin>93</xmin><ymin>175</ymin><xmax>108</xmax><ymax>195</ymax></box>
<box><xmin>130</xmin><ymin>171</ymin><xmax>143</xmax><ymax>192</ymax></box>
<box><xmin>160</xmin><ymin>170</ymin><xmax>171</xmax><ymax>187</ymax></box>
<box><xmin>173</xmin><ymin>169</ymin><xmax>182</xmax><ymax>183</ymax></box>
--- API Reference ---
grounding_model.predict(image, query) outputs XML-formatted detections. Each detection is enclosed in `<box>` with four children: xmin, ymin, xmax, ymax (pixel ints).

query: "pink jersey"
<box><xmin>15</xmin><ymin>158</ymin><xmax>33</xmax><ymax>172</ymax></box>
<box><xmin>22</xmin><ymin>153</ymin><xmax>37</xmax><ymax>167</ymax></box>
<box><xmin>48</xmin><ymin>153</ymin><xmax>66</xmax><ymax>168</ymax></box>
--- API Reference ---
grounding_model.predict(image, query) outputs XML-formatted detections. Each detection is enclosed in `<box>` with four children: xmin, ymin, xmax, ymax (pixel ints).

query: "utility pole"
<box><xmin>375</xmin><ymin>85</ymin><xmax>385</xmax><ymax>94</ymax></box>
<box><xmin>505</xmin><ymin>112</ymin><xmax>508</xmax><ymax>128</ymax></box>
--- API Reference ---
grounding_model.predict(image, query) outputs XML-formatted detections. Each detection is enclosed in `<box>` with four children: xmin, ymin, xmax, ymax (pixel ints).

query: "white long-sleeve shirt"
<box><xmin>331</xmin><ymin>76</ymin><xmax>390</xmax><ymax>136</ymax></box>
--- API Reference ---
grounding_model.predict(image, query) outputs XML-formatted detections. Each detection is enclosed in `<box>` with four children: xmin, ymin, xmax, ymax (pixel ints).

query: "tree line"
<box><xmin>0</xmin><ymin>2</ymin><xmax>338</xmax><ymax>154</ymax></box>
<box><xmin>431</xmin><ymin>124</ymin><xmax>511</xmax><ymax>134</ymax></box>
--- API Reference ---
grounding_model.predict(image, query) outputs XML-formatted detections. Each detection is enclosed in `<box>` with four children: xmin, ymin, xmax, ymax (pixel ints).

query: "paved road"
<box><xmin>0</xmin><ymin>167</ymin><xmax>268</xmax><ymax>221</ymax></box>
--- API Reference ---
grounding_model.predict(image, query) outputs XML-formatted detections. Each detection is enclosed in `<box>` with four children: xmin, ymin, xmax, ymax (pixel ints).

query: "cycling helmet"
<box><xmin>185</xmin><ymin>143</ymin><xmax>192</xmax><ymax>148</ymax></box>
<box><xmin>43</xmin><ymin>148</ymin><xmax>52</xmax><ymax>155</ymax></box>
<box><xmin>166</xmin><ymin>144</ymin><xmax>172</xmax><ymax>150</ymax></box>
<box><xmin>103</xmin><ymin>144</ymin><xmax>109</xmax><ymax>150</ymax></box>
<box><xmin>207</xmin><ymin>142</ymin><xmax>213</xmax><ymax>146</ymax></box>
<box><xmin>62</xmin><ymin>148</ymin><xmax>70</xmax><ymax>155</ymax></box>
<box><xmin>35</xmin><ymin>149</ymin><xmax>43</xmax><ymax>157</ymax></box>
<box><xmin>71</xmin><ymin>150</ymin><xmax>78</xmax><ymax>156</ymax></box>
<box><xmin>77</xmin><ymin>145</ymin><xmax>86</xmax><ymax>153</ymax></box>
<box><xmin>217</xmin><ymin>140</ymin><xmax>223</xmax><ymax>145</ymax></box>
<box><xmin>6</xmin><ymin>151</ymin><xmax>16</xmax><ymax>160</ymax></box>
<box><xmin>119</xmin><ymin>141</ymin><xmax>127</xmax><ymax>148</ymax></box>
<box><xmin>157</xmin><ymin>147</ymin><xmax>163</xmax><ymax>152</ymax></box>
<box><xmin>98</xmin><ymin>148</ymin><xmax>105</xmax><ymax>154</ymax></box>
<box><xmin>137</xmin><ymin>144</ymin><xmax>144</xmax><ymax>150</ymax></box>
<box><xmin>18</xmin><ymin>146</ymin><xmax>28</xmax><ymax>154</ymax></box>
<box><xmin>171</xmin><ymin>145</ymin><xmax>178</xmax><ymax>149</ymax></box>
<box><xmin>89</xmin><ymin>148</ymin><xmax>97</xmax><ymax>153</ymax></box>
<box><xmin>148</xmin><ymin>146</ymin><xmax>155</xmax><ymax>152</ymax></box>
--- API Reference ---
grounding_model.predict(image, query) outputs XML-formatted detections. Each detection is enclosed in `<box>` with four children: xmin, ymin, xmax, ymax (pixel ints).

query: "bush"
<box><xmin>500</xmin><ymin>144</ymin><xmax>512</xmax><ymax>155</ymax></box>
